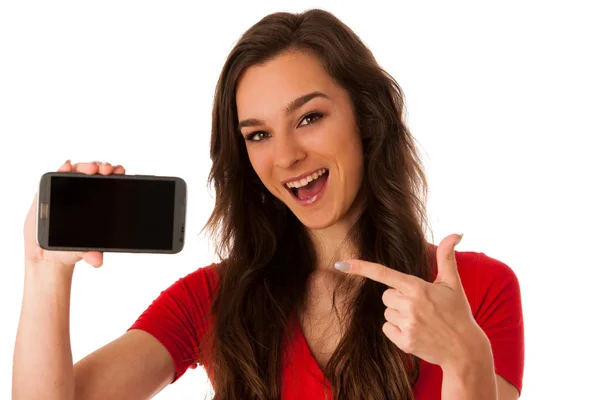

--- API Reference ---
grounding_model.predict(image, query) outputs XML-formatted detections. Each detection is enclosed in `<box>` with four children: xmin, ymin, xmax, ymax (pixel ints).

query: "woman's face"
<box><xmin>236</xmin><ymin>49</ymin><xmax>364</xmax><ymax>230</ymax></box>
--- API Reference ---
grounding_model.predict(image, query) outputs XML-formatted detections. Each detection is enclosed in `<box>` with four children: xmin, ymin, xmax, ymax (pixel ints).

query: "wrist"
<box><xmin>441</xmin><ymin>338</ymin><xmax>496</xmax><ymax>400</ymax></box>
<box><xmin>442</xmin><ymin>344</ymin><xmax>494</xmax><ymax>379</ymax></box>
<box><xmin>442</xmin><ymin>325</ymin><xmax>493</xmax><ymax>375</ymax></box>
<box><xmin>25</xmin><ymin>259</ymin><xmax>76</xmax><ymax>278</ymax></box>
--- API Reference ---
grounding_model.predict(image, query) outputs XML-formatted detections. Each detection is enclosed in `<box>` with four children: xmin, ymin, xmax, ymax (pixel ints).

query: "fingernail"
<box><xmin>455</xmin><ymin>233</ymin><xmax>464</xmax><ymax>246</ymax></box>
<box><xmin>65</xmin><ymin>159</ymin><xmax>71</xmax><ymax>164</ymax></box>
<box><xmin>334</xmin><ymin>261</ymin><xmax>351</xmax><ymax>271</ymax></box>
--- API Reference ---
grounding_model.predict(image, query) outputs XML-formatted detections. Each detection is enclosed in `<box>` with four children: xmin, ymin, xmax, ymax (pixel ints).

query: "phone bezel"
<box><xmin>36</xmin><ymin>172</ymin><xmax>187</xmax><ymax>254</ymax></box>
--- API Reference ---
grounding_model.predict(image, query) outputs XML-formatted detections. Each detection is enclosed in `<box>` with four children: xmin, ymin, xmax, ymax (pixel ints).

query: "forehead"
<box><xmin>236</xmin><ymin>50</ymin><xmax>340</xmax><ymax>119</ymax></box>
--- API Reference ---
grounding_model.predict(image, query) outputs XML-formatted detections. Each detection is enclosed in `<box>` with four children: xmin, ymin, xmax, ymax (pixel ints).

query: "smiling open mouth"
<box><xmin>286</xmin><ymin>168</ymin><xmax>329</xmax><ymax>202</ymax></box>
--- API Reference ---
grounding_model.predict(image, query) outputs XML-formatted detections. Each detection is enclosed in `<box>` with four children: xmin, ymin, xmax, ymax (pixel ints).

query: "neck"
<box><xmin>308</xmin><ymin>186</ymin><xmax>367</xmax><ymax>271</ymax></box>
<box><xmin>309</xmin><ymin>225</ymin><xmax>355</xmax><ymax>272</ymax></box>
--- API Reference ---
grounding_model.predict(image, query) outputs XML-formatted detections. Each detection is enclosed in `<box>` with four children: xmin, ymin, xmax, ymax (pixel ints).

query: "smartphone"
<box><xmin>36</xmin><ymin>172</ymin><xmax>187</xmax><ymax>254</ymax></box>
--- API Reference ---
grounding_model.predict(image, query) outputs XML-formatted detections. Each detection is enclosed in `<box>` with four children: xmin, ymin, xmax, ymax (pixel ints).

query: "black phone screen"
<box><xmin>48</xmin><ymin>176</ymin><xmax>175</xmax><ymax>250</ymax></box>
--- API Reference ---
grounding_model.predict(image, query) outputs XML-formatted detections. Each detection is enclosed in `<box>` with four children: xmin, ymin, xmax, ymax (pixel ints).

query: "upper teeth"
<box><xmin>286</xmin><ymin>168</ymin><xmax>327</xmax><ymax>189</ymax></box>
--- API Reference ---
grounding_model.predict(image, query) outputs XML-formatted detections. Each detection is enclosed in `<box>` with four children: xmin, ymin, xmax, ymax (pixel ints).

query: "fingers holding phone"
<box><xmin>72</xmin><ymin>161</ymin><xmax>126</xmax><ymax>176</ymax></box>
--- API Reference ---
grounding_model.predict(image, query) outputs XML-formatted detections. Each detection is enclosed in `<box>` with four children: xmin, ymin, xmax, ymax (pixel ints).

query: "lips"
<box><xmin>285</xmin><ymin>169</ymin><xmax>330</xmax><ymax>206</ymax></box>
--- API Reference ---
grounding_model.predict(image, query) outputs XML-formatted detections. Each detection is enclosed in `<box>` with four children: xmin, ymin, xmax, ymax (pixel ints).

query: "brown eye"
<box><xmin>298</xmin><ymin>112</ymin><xmax>323</xmax><ymax>127</ymax></box>
<box><xmin>244</xmin><ymin>131</ymin><xmax>269</xmax><ymax>142</ymax></box>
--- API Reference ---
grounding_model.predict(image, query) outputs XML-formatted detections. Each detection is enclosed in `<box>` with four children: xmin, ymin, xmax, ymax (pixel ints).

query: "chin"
<box><xmin>291</xmin><ymin>206</ymin><xmax>345</xmax><ymax>230</ymax></box>
<box><xmin>298</xmin><ymin>217</ymin><xmax>337</xmax><ymax>231</ymax></box>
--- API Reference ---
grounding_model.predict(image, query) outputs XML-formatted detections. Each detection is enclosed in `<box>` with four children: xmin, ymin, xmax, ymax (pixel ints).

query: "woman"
<box><xmin>13</xmin><ymin>8</ymin><xmax>524</xmax><ymax>400</ymax></box>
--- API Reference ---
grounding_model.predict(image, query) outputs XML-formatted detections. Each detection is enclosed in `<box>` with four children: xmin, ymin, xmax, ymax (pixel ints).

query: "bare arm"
<box><xmin>12</xmin><ymin>261</ymin><xmax>176</xmax><ymax>400</ymax></box>
<box><xmin>12</xmin><ymin>261</ymin><xmax>78</xmax><ymax>400</ymax></box>
<box><xmin>73</xmin><ymin>329</ymin><xmax>175</xmax><ymax>400</ymax></box>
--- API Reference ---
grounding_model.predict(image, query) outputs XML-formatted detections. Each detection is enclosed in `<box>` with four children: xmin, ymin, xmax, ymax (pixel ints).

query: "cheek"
<box><xmin>247</xmin><ymin>147</ymin><xmax>275</xmax><ymax>184</ymax></box>
<box><xmin>337</xmin><ymin>130</ymin><xmax>364</xmax><ymax>175</ymax></box>
<box><xmin>311</xmin><ymin>117</ymin><xmax>360</xmax><ymax>155</ymax></box>
<box><xmin>344</xmin><ymin>145</ymin><xmax>364</xmax><ymax>186</ymax></box>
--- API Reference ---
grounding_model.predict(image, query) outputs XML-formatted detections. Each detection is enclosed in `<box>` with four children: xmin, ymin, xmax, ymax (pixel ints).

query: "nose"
<box><xmin>274</xmin><ymin>132</ymin><xmax>306</xmax><ymax>169</ymax></box>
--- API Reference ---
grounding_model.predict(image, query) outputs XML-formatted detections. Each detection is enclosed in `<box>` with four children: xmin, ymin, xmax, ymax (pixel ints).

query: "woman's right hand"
<box><xmin>24</xmin><ymin>160</ymin><xmax>126</xmax><ymax>269</ymax></box>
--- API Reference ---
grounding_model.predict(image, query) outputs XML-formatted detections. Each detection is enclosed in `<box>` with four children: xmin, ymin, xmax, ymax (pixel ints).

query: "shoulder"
<box><xmin>169</xmin><ymin>262</ymin><xmax>222</xmax><ymax>302</ymax></box>
<box><xmin>453</xmin><ymin>250</ymin><xmax>523</xmax><ymax>321</ymax></box>
<box><xmin>143</xmin><ymin>262</ymin><xmax>222</xmax><ymax>312</ymax></box>
<box><xmin>178</xmin><ymin>262</ymin><xmax>221</xmax><ymax>288</ymax></box>
<box><xmin>429</xmin><ymin>245</ymin><xmax>520</xmax><ymax>288</ymax></box>
<box><xmin>455</xmin><ymin>250</ymin><xmax>519</xmax><ymax>285</ymax></box>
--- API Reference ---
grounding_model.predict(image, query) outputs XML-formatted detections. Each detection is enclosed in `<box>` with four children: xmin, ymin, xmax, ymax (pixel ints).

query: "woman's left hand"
<box><xmin>334</xmin><ymin>233</ymin><xmax>490</xmax><ymax>369</ymax></box>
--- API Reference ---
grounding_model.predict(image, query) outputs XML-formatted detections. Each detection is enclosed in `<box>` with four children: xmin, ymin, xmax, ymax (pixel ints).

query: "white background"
<box><xmin>1</xmin><ymin>1</ymin><xmax>598</xmax><ymax>398</ymax></box>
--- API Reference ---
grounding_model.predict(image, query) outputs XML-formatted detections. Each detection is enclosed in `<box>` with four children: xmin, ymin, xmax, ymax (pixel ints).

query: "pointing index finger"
<box><xmin>335</xmin><ymin>259</ymin><xmax>418</xmax><ymax>293</ymax></box>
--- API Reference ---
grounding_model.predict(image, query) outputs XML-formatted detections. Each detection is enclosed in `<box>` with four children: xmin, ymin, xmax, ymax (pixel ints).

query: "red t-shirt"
<box><xmin>128</xmin><ymin>250</ymin><xmax>524</xmax><ymax>399</ymax></box>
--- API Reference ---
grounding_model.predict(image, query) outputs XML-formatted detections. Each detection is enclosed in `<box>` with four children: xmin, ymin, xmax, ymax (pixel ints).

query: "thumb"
<box><xmin>82</xmin><ymin>252</ymin><xmax>104</xmax><ymax>268</ymax></box>
<box><xmin>434</xmin><ymin>233</ymin><xmax>463</xmax><ymax>287</ymax></box>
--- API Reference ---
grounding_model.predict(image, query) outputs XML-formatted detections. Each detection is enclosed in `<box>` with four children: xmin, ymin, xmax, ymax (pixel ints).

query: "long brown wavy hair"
<box><xmin>200</xmin><ymin>8</ymin><xmax>434</xmax><ymax>400</ymax></box>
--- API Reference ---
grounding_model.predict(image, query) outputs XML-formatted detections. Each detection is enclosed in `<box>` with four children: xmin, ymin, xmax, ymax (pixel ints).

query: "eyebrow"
<box><xmin>237</xmin><ymin>91</ymin><xmax>330</xmax><ymax>131</ymax></box>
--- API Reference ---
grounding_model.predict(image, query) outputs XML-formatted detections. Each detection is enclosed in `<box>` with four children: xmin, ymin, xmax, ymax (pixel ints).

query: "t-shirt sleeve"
<box><xmin>472</xmin><ymin>252</ymin><xmax>525</xmax><ymax>395</ymax></box>
<box><xmin>127</xmin><ymin>264</ymin><xmax>218</xmax><ymax>383</ymax></box>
